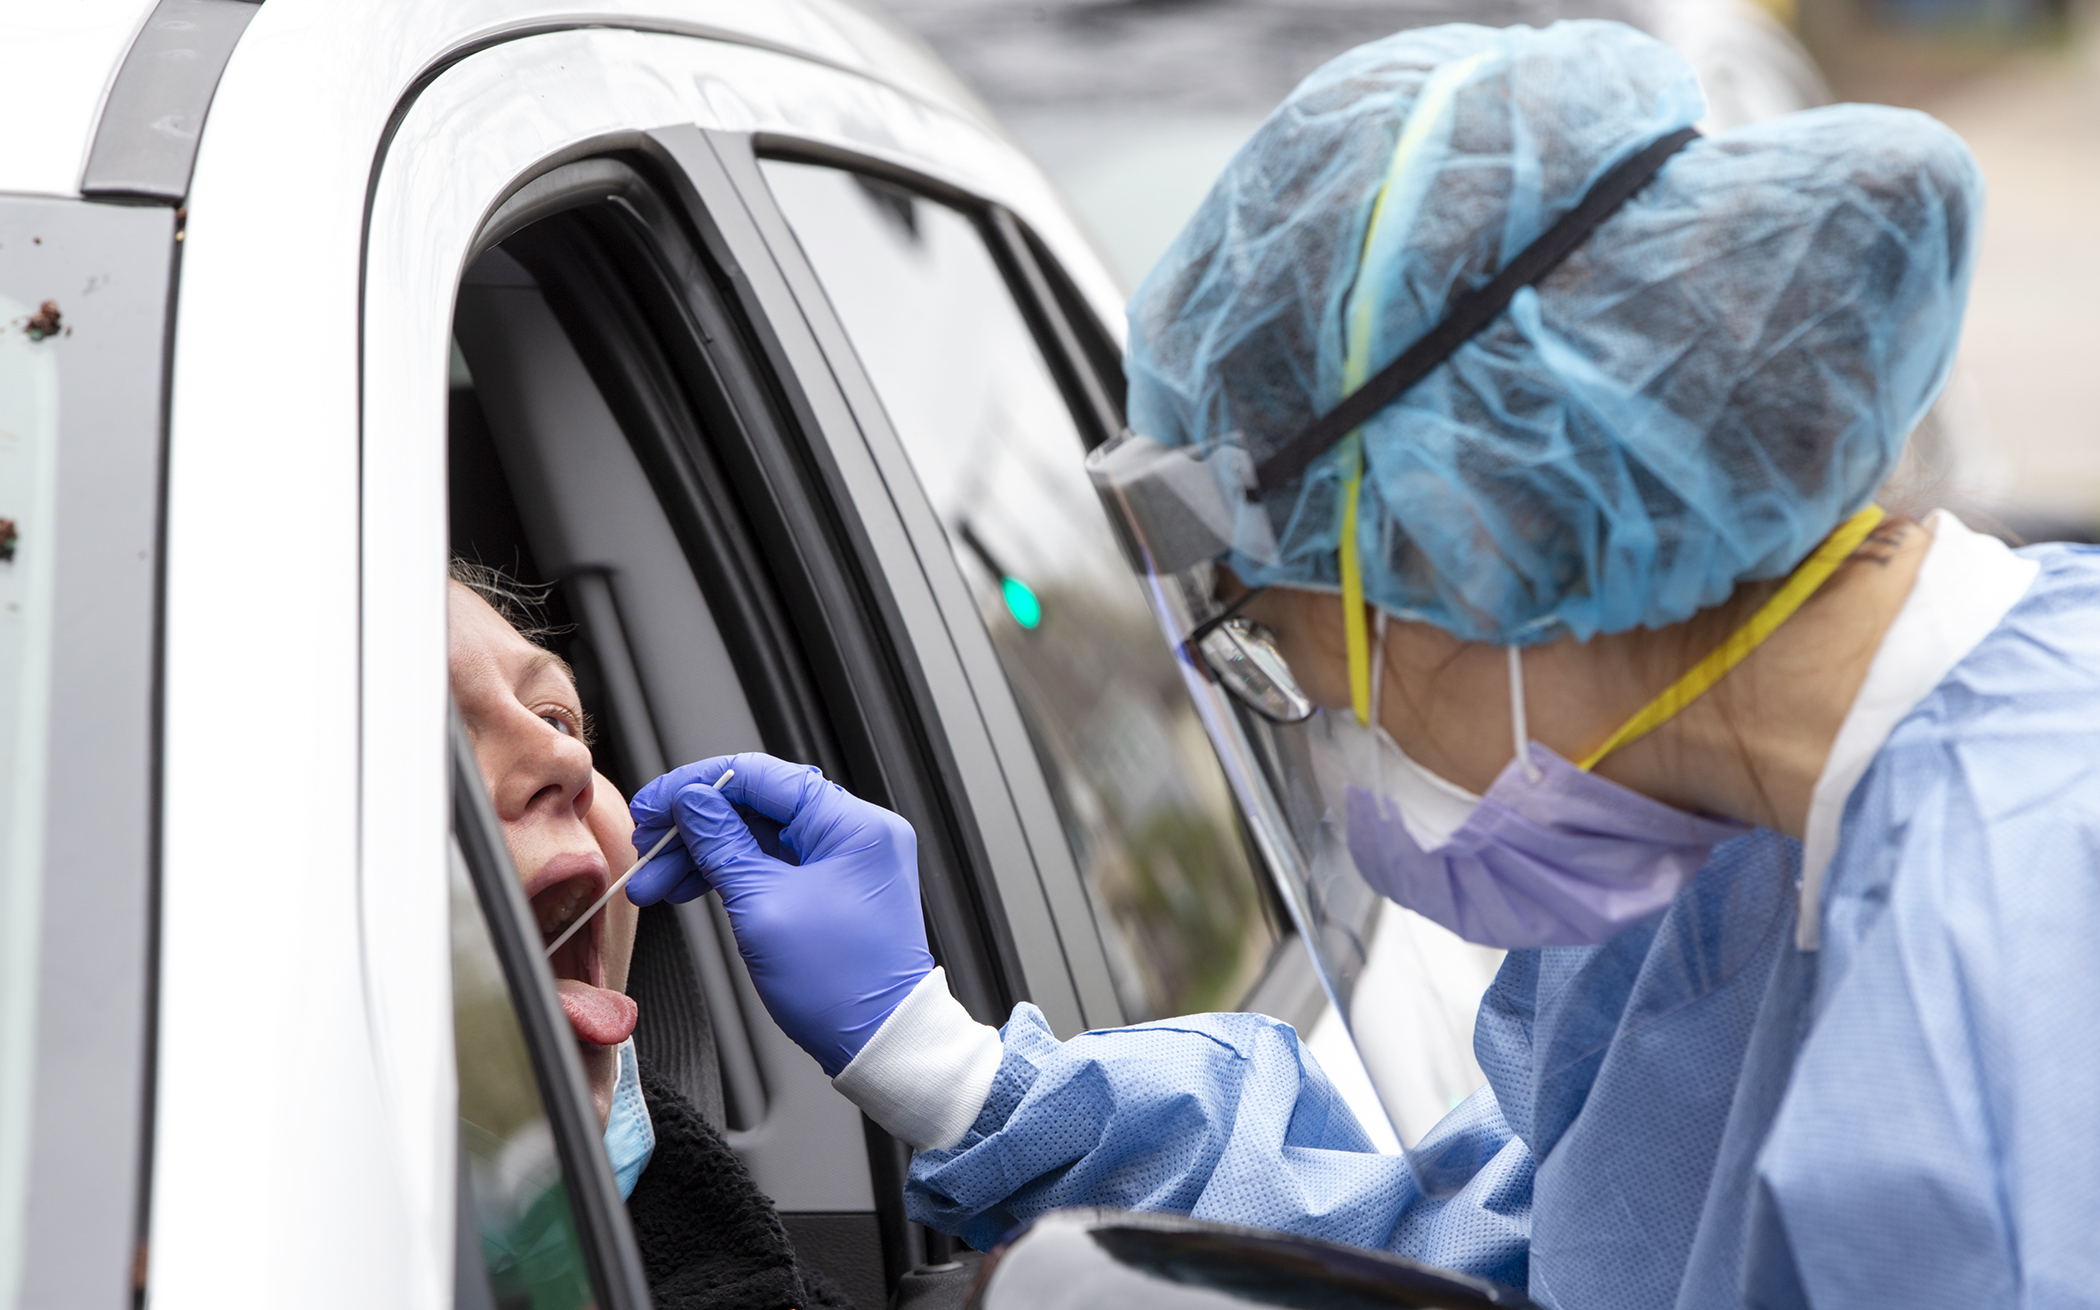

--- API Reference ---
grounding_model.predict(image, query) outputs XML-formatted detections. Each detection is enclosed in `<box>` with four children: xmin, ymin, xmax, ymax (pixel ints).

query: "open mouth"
<box><xmin>531</xmin><ymin>872</ymin><xmax>637</xmax><ymax>1049</ymax></box>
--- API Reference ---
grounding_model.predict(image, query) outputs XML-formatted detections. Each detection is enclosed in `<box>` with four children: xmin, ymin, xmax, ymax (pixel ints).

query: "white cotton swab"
<box><xmin>542</xmin><ymin>768</ymin><xmax>734</xmax><ymax>959</ymax></box>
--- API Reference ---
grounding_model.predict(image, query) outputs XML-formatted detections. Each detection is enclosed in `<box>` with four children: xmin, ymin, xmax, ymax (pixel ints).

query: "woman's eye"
<box><xmin>541</xmin><ymin>712</ymin><xmax>576</xmax><ymax>737</ymax></box>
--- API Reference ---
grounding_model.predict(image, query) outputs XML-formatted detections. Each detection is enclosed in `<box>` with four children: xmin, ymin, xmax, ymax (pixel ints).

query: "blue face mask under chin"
<box><xmin>604</xmin><ymin>1037</ymin><xmax>655</xmax><ymax>1200</ymax></box>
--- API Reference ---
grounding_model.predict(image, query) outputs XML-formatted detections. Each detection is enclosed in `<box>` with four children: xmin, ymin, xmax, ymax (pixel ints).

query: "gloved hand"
<box><xmin>626</xmin><ymin>752</ymin><xmax>934</xmax><ymax>1077</ymax></box>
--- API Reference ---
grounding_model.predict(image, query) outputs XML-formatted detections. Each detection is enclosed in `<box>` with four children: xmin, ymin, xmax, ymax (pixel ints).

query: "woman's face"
<box><xmin>449</xmin><ymin>582</ymin><xmax>639</xmax><ymax>1128</ymax></box>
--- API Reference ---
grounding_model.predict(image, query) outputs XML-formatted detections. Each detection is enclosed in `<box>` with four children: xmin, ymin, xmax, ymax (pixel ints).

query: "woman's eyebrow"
<box><xmin>519</xmin><ymin>649</ymin><xmax>580</xmax><ymax>696</ymax></box>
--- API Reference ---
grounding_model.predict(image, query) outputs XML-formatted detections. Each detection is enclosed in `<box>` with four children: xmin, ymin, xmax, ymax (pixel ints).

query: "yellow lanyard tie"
<box><xmin>1340</xmin><ymin>437</ymin><xmax>1372</xmax><ymax>724</ymax></box>
<box><xmin>1574</xmin><ymin>504</ymin><xmax>1887</xmax><ymax>771</ymax></box>
<box><xmin>1336</xmin><ymin>55</ymin><xmax>1486</xmax><ymax>725</ymax></box>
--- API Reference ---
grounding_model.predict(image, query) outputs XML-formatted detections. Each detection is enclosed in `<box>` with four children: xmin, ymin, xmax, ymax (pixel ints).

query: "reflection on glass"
<box><xmin>0</xmin><ymin>293</ymin><xmax>59</xmax><ymax>1290</ymax></box>
<box><xmin>762</xmin><ymin>162</ymin><xmax>1278</xmax><ymax>1019</ymax></box>
<box><xmin>452</xmin><ymin>846</ymin><xmax>596</xmax><ymax>1310</ymax></box>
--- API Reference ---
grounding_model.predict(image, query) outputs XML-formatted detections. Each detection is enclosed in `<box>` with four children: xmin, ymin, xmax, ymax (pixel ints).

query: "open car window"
<box><xmin>445</xmin><ymin>146</ymin><xmax>1005</xmax><ymax>1305</ymax></box>
<box><xmin>758</xmin><ymin>160</ymin><xmax>1282</xmax><ymax>1021</ymax></box>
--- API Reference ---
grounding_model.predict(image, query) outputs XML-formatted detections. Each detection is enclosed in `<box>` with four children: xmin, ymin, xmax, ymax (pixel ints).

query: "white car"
<box><xmin>0</xmin><ymin>3</ymin><xmax>1831</xmax><ymax>1308</ymax></box>
<box><xmin>0</xmin><ymin>3</ymin><xmax>1370</xmax><ymax>1307</ymax></box>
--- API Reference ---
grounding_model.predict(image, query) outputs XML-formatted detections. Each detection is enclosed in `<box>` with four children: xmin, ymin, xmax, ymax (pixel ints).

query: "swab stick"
<box><xmin>542</xmin><ymin>768</ymin><xmax>734</xmax><ymax>958</ymax></box>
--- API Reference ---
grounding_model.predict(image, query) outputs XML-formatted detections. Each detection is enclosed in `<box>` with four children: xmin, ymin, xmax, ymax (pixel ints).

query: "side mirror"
<box><xmin>965</xmin><ymin>1209</ymin><xmax>1537</xmax><ymax>1310</ymax></box>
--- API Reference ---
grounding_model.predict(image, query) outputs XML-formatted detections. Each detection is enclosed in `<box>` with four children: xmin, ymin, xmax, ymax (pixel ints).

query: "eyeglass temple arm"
<box><xmin>1186</xmin><ymin>584</ymin><xmax>1269</xmax><ymax>649</ymax></box>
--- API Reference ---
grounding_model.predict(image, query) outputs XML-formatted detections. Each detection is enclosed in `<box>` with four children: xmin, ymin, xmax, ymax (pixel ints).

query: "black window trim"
<box><xmin>472</xmin><ymin>143</ymin><xmax>1029</xmax><ymax>1026</ymax></box>
<box><xmin>728</xmin><ymin>133</ymin><xmax>1305</xmax><ymax>1026</ymax></box>
<box><xmin>636</xmin><ymin>129</ymin><xmax>1055</xmax><ymax>1023</ymax></box>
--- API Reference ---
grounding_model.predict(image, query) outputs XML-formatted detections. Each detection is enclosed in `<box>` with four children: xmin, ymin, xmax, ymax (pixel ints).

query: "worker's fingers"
<box><xmin>624</xmin><ymin>827</ymin><xmax>702</xmax><ymax>906</ymax></box>
<box><xmin>710</xmin><ymin>752</ymin><xmax>831</xmax><ymax>826</ymax></box>
<box><xmin>629</xmin><ymin>755</ymin><xmax>738</xmax><ymax>836</ymax></box>
<box><xmin>670</xmin><ymin>781</ymin><xmax>779</xmax><ymax>897</ymax></box>
<box><xmin>694</xmin><ymin>751</ymin><xmax>913</xmax><ymax>868</ymax></box>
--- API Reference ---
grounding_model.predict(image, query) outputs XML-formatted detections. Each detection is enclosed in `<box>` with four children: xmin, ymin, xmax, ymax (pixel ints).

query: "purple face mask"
<box><xmin>1306</xmin><ymin>508</ymin><xmax>1884</xmax><ymax>949</ymax></box>
<box><xmin>1314</xmin><ymin>640</ymin><xmax>1746</xmax><ymax>949</ymax></box>
<box><xmin>1339</xmin><ymin>738</ymin><xmax>1745</xmax><ymax>948</ymax></box>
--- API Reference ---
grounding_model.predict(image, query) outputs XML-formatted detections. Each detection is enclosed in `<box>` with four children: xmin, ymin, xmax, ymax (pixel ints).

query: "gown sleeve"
<box><xmin>902</xmin><ymin>1004</ymin><xmax>1534</xmax><ymax>1285</ymax></box>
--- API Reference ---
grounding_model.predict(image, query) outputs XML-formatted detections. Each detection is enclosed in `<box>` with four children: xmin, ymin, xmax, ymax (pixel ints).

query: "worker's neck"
<box><xmin>1599</xmin><ymin>516</ymin><xmax>1932</xmax><ymax>838</ymax></box>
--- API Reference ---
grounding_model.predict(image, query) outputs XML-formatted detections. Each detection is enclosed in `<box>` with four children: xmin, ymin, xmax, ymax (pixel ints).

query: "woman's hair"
<box><xmin>448</xmin><ymin>558</ymin><xmax>563</xmax><ymax>645</ymax></box>
<box><xmin>450</xmin><ymin>559</ymin><xmax>595</xmax><ymax>744</ymax></box>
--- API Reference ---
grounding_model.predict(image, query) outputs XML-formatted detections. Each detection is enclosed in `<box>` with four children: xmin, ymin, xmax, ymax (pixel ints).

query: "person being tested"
<box><xmin>449</xmin><ymin>566</ymin><xmax>855</xmax><ymax>1309</ymax></box>
<box><xmin>621</xmin><ymin>19</ymin><xmax>2100</xmax><ymax>1309</ymax></box>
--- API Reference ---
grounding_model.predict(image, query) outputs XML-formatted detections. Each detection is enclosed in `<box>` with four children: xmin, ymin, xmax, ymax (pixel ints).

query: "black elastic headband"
<box><xmin>1251</xmin><ymin>126</ymin><xmax>1701</xmax><ymax>495</ymax></box>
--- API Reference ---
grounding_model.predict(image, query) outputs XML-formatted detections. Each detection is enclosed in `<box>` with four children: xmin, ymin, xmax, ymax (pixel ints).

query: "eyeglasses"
<box><xmin>1186</xmin><ymin>587</ymin><xmax>1316</xmax><ymax>724</ymax></box>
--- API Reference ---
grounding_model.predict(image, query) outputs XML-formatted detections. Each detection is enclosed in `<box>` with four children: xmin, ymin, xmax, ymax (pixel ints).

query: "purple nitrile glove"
<box><xmin>627</xmin><ymin>753</ymin><xmax>933</xmax><ymax>1077</ymax></box>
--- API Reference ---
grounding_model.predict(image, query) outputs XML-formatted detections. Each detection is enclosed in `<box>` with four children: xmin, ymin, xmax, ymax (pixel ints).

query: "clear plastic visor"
<box><xmin>1088</xmin><ymin>434</ymin><xmax>1504</xmax><ymax>1154</ymax></box>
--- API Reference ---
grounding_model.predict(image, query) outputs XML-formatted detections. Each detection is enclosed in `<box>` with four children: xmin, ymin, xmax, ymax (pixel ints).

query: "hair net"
<box><xmin>1125</xmin><ymin>20</ymin><xmax>1982</xmax><ymax>644</ymax></box>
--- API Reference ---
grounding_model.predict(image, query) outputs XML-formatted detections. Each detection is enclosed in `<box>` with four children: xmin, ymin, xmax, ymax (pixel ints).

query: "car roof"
<box><xmin>0</xmin><ymin>0</ymin><xmax>1000</xmax><ymax>199</ymax></box>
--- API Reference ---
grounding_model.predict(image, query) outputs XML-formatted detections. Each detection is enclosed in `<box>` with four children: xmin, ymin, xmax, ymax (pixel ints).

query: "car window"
<box><xmin>761</xmin><ymin>161</ymin><xmax>1279</xmax><ymax>1021</ymax></box>
<box><xmin>452</xmin><ymin>193</ymin><xmax>899</xmax><ymax>1307</ymax></box>
<box><xmin>0</xmin><ymin>291</ymin><xmax>60</xmax><ymax>1285</ymax></box>
<box><xmin>451</xmin><ymin>841</ymin><xmax>598</xmax><ymax>1310</ymax></box>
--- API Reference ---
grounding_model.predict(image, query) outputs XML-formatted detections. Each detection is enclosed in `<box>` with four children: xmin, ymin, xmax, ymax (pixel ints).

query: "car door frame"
<box><xmin>352</xmin><ymin>21</ymin><xmax>1150</xmax><ymax>1305</ymax></box>
<box><xmin>453</xmin><ymin>148</ymin><xmax>1018</xmax><ymax>1295</ymax></box>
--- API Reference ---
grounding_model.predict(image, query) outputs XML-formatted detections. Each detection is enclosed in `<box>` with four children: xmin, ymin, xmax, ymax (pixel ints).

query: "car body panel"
<box><xmin>0</xmin><ymin>193</ymin><xmax>171</xmax><ymax>1310</ymax></box>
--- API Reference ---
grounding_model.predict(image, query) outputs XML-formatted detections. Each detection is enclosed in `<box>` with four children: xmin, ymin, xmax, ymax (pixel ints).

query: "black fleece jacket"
<box><xmin>626</xmin><ymin>1069</ymin><xmax>856</xmax><ymax>1310</ymax></box>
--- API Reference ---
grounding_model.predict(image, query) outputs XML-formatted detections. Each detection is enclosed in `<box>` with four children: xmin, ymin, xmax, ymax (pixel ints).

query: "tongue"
<box><xmin>556</xmin><ymin>978</ymin><xmax>638</xmax><ymax>1047</ymax></box>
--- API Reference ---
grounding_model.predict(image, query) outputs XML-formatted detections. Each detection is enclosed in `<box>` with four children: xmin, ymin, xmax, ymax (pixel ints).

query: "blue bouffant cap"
<box><xmin>1125</xmin><ymin>20</ymin><xmax>1981</xmax><ymax>643</ymax></box>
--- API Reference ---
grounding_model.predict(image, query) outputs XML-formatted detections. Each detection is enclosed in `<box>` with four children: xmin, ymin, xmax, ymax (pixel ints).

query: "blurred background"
<box><xmin>869</xmin><ymin>0</ymin><xmax>2098</xmax><ymax>541</ymax></box>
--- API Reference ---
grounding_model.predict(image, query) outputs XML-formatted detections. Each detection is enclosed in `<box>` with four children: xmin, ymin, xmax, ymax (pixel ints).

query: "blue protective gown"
<box><xmin>905</xmin><ymin>544</ymin><xmax>2100</xmax><ymax>1308</ymax></box>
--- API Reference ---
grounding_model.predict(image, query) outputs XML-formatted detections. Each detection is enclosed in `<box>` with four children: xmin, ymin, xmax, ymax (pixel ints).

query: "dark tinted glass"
<box><xmin>763</xmin><ymin>161</ymin><xmax>1279</xmax><ymax>1019</ymax></box>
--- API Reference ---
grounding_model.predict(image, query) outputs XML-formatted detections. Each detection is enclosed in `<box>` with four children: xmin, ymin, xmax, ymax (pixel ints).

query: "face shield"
<box><xmin>1081</xmin><ymin>435</ymin><xmax>1366</xmax><ymax>936</ymax></box>
<box><xmin>1088</xmin><ymin>429</ymin><xmax>1494</xmax><ymax>1153</ymax></box>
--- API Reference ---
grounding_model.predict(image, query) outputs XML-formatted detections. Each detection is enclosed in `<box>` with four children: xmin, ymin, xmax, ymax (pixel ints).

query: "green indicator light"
<box><xmin>1001</xmin><ymin>576</ymin><xmax>1042</xmax><ymax>630</ymax></box>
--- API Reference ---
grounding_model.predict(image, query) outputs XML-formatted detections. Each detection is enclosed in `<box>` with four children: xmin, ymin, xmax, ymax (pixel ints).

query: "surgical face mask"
<box><xmin>1312</xmin><ymin>630</ymin><xmax>1743</xmax><ymax>947</ymax></box>
<box><xmin>1320</xmin><ymin>507</ymin><xmax>1885</xmax><ymax>948</ymax></box>
<box><xmin>1313</xmin><ymin>701</ymin><xmax>1745</xmax><ymax>949</ymax></box>
<box><xmin>604</xmin><ymin>1037</ymin><xmax>655</xmax><ymax>1201</ymax></box>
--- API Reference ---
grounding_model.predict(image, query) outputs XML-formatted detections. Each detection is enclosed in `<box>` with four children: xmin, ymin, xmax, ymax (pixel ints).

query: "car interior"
<box><xmin>442</xmin><ymin>135</ymin><xmax>1329</xmax><ymax>1309</ymax></box>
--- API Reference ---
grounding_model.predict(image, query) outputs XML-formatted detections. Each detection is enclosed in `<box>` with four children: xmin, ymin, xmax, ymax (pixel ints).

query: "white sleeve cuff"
<box><xmin>832</xmin><ymin>967</ymin><xmax>1002</xmax><ymax>1151</ymax></box>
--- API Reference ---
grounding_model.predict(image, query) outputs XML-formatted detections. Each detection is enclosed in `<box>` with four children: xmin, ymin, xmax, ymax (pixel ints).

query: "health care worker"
<box><xmin>624</xmin><ymin>21</ymin><xmax>2100</xmax><ymax>1310</ymax></box>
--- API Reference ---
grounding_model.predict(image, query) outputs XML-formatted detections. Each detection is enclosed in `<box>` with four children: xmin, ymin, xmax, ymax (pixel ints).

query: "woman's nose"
<box><xmin>497</xmin><ymin>719</ymin><xmax>596</xmax><ymax>820</ymax></box>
